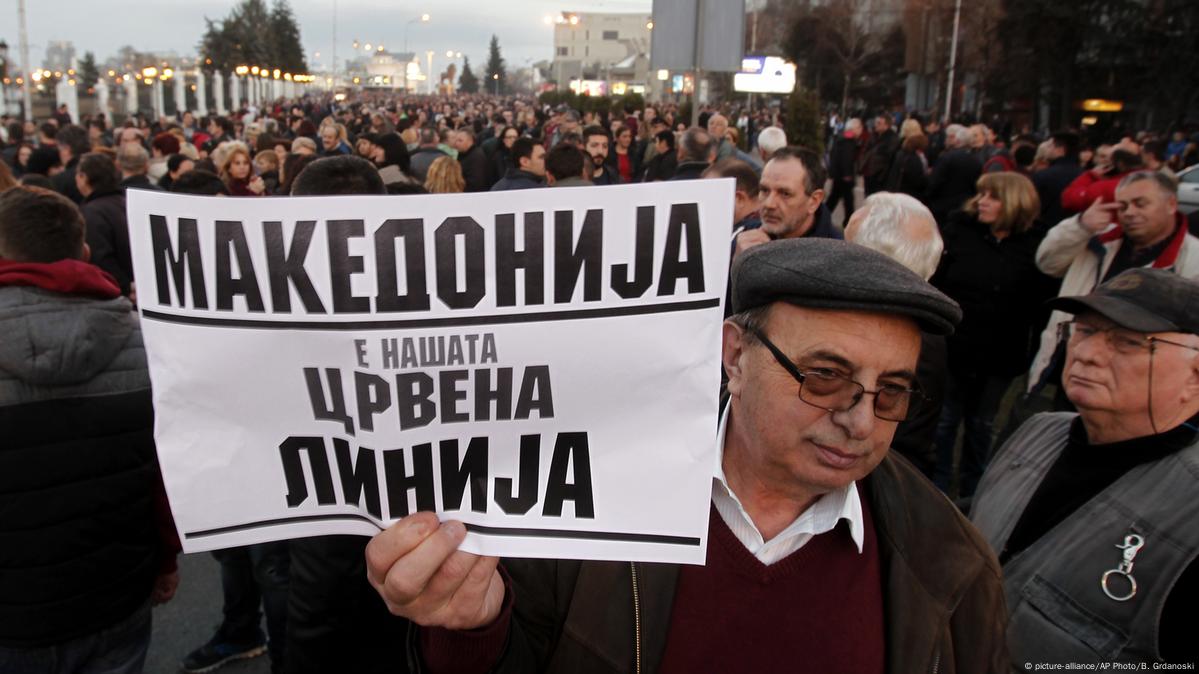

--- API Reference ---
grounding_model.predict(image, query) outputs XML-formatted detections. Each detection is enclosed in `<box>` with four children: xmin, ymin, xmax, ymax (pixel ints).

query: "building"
<box><xmin>43</xmin><ymin>40</ymin><xmax>77</xmax><ymax>74</ymax></box>
<box><xmin>550</xmin><ymin>11</ymin><xmax>652</xmax><ymax>95</ymax></box>
<box><xmin>345</xmin><ymin>51</ymin><xmax>426</xmax><ymax>90</ymax></box>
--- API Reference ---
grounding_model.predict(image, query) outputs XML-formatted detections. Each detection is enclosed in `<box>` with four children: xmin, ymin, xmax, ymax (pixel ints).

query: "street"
<box><xmin>147</xmin><ymin>553</ymin><xmax>270</xmax><ymax>674</ymax></box>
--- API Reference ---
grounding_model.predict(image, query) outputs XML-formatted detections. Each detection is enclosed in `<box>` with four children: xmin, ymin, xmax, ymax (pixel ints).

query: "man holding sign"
<box><xmin>364</xmin><ymin>239</ymin><xmax>1010</xmax><ymax>673</ymax></box>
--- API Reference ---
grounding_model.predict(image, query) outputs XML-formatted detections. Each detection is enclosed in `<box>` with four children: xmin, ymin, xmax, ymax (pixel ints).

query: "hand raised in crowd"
<box><xmin>733</xmin><ymin>228</ymin><xmax>772</xmax><ymax>259</ymax></box>
<box><xmin>249</xmin><ymin>175</ymin><xmax>266</xmax><ymax>195</ymax></box>
<box><xmin>365</xmin><ymin>512</ymin><xmax>505</xmax><ymax>630</ymax></box>
<box><xmin>1079</xmin><ymin>198</ymin><xmax>1121</xmax><ymax>233</ymax></box>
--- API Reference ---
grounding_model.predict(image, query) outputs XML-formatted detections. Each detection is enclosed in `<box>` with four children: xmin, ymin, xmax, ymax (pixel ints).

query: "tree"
<box><xmin>485</xmin><ymin>35</ymin><xmax>507</xmax><ymax>95</ymax></box>
<box><xmin>785</xmin><ymin>0</ymin><xmax>879</xmax><ymax>117</ymax></box>
<box><xmin>268</xmin><ymin>0</ymin><xmax>307</xmax><ymax>73</ymax></box>
<box><xmin>459</xmin><ymin>57</ymin><xmax>479</xmax><ymax>93</ymax></box>
<box><xmin>785</xmin><ymin>85</ymin><xmax>825</xmax><ymax>154</ymax></box>
<box><xmin>199</xmin><ymin>0</ymin><xmax>306</xmax><ymax>74</ymax></box>
<box><xmin>77</xmin><ymin>51</ymin><xmax>100</xmax><ymax>91</ymax></box>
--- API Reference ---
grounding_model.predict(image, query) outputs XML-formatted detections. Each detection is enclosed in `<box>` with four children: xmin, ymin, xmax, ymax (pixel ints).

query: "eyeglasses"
<box><xmin>1062</xmin><ymin>320</ymin><xmax>1199</xmax><ymax>356</ymax></box>
<box><xmin>749</xmin><ymin>328</ymin><xmax>925</xmax><ymax>422</ymax></box>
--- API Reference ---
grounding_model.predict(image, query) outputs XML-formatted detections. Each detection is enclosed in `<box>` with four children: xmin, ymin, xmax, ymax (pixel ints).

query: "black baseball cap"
<box><xmin>1048</xmin><ymin>268</ymin><xmax>1199</xmax><ymax>335</ymax></box>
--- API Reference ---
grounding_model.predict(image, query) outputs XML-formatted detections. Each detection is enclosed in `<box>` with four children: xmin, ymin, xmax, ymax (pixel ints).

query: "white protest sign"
<box><xmin>127</xmin><ymin>182</ymin><xmax>732</xmax><ymax>564</ymax></box>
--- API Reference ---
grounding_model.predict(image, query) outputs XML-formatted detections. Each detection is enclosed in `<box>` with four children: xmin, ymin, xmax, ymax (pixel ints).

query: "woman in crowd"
<box><xmin>218</xmin><ymin>142</ymin><xmax>266</xmax><ymax>196</ymax></box>
<box><xmin>610</xmin><ymin>125</ymin><xmax>641</xmax><ymax>184</ymax></box>
<box><xmin>491</xmin><ymin>126</ymin><xmax>520</xmax><ymax>185</ymax></box>
<box><xmin>930</xmin><ymin>172</ymin><xmax>1056</xmax><ymax>499</ymax></box>
<box><xmin>885</xmin><ymin>132</ymin><xmax>930</xmax><ymax>197</ymax></box>
<box><xmin>371</xmin><ymin>133</ymin><xmax>412</xmax><ymax>185</ymax></box>
<box><xmin>425</xmin><ymin>155</ymin><xmax>465</xmax><ymax>194</ymax></box>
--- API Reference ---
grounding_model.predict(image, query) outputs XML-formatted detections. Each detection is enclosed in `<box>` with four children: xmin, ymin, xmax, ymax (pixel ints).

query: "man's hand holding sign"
<box><xmin>365</xmin><ymin>514</ymin><xmax>502</xmax><ymax>631</ymax></box>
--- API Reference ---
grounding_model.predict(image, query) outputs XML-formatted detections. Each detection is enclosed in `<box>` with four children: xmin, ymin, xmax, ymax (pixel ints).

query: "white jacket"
<box><xmin>1027</xmin><ymin>213</ymin><xmax>1199</xmax><ymax>390</ymax></box>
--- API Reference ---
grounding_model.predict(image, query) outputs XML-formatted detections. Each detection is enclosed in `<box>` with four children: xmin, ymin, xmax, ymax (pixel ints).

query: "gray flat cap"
<box><xmin>730</xmin><ymin>238</ymin><xmax>962</xmax><ymax>336</ymax></box>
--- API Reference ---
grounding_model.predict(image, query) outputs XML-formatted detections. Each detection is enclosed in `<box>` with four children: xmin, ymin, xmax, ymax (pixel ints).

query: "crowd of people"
<box><xmin>1</xmin><ymin>89</ymin><xmax>1198</xmax><ymax>673</ymax></box>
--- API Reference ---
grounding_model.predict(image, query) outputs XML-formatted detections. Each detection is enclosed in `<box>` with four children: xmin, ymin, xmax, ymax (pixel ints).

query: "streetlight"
<box><xmin>404</xmin><ymin>13</ymin><xmax>430</xmax><ymax>56</ymax></box>
<box><xmin>492</xmin><ymin>72</ymin><xmax>499</xmax><ymax>96</ymax></box>
<box><xmin>403</xmin><ymin>13</ymin><xmax>430</xmax><ymax>91</ymax></box>
<box><xmin>426</xmin><ymin>50</ymin><xmax>434</xmax><ymax>95</ymax></box>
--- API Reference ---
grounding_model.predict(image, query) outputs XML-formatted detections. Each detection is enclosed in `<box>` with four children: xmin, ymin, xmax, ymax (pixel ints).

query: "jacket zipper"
<box><xmin>931</xmin><ymin>648</ymin><xmax>941</xmax><ymax>674</ymax></box>
<box><xmin>630</xmin><ymin>562</ymin><xmax>642</xmax><ymax>674</ymax></box>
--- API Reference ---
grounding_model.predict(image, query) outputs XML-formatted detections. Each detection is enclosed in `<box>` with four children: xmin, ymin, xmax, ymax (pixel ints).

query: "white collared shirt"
<box><xmin>712</xmin><ymin>402</ymin><xmax>865</xmax><ymax>565</ymax></box>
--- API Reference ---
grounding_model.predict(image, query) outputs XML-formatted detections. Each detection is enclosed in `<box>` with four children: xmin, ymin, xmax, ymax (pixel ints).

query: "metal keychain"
<box><xmin>1100</xmin><ymin>533</ymin><xmax>1144</xmax><ymax>602</ymax></box>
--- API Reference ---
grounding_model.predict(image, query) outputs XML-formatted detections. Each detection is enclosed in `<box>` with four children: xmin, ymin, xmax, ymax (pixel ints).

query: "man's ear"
<box><xmin>80</xmin><ymin>242</ymin><xmax>91</xmax><ymax>263</ymax></box>
<box><xmin>722</xmin><ymin>321</ymin><xmax>748</xmax><ymax>398</ymax></box>
<box><xmin>808</xmin><ymin>187</ymin><xmax>826</xmax><ymax>211</ymax></box>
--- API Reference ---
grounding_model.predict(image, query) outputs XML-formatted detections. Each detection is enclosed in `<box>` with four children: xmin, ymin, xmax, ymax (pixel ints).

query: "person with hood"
<box><xmin>0</xmin><ymin>185</ymin><xmax>180</xmax><ymax>672</ymax></box>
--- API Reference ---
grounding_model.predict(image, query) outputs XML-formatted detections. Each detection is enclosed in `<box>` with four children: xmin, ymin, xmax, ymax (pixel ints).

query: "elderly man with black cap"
<box><xmin>972</xmin><ymin>268</ymin><xmax>1199</xmax><ymax>668</ymax></box>
<box><xmin>360</xmin><ymin>239</ymin><xmax>1009</xmax><ymax>674</ymax></box>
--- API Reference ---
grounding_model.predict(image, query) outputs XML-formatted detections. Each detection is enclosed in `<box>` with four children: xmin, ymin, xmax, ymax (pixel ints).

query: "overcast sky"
<box><xmin>8</xmin><ymin>0</ymin><xmax>651</xmax><ymax>73</ymax></box>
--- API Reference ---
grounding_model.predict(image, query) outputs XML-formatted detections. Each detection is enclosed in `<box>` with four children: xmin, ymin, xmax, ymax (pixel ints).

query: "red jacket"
<box><xmin>1060</xmin><ymin>169</ymin><xmax>1133</xmax><ymax>213</ymax></box>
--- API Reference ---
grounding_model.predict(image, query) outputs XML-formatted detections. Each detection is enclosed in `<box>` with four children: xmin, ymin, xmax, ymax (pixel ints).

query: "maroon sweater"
<box><xmin>658</xmin><ymin>500</ymin><xmax>884</xmax><ymax>674</ymax></box>
<box><xmin>422</xmin><ymin>498</ymin><xmax>885</xmax><ymax>673</ymax></box>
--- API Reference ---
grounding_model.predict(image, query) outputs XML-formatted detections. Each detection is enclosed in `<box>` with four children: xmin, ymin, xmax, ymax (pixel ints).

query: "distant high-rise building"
<box><xmin>44</xmin><ymin>40</ymin><xmax>76</xmax><ymax>74</ymax></box>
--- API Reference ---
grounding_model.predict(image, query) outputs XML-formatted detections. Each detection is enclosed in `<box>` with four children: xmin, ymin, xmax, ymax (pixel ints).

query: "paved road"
<box><xmin>147</xmin><ymin>552</ymin><xmax>271</xmax><ymax>674</ymax></box>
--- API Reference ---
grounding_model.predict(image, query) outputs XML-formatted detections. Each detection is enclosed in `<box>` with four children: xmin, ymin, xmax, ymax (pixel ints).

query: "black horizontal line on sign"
<box><xmin>142</xmin><ymin>298</ymin><xmax>720</xmax><ymax>331</ymax></box>
<box><xmin>184</xmin><ymin>514</ymin><xmax>701</xmax><ymax>547</ymax></box>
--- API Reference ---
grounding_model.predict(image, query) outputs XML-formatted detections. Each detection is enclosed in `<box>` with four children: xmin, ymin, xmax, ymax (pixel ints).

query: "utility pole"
<box><xmin>944</xmin><ymin>0</ymin><xmax>961</xmax><ymax>122</ymax></box>
<box><xmin>17</xmin><ymin>0</ymin><xmax>34</xmax><ymax>121</ymax></box>
<box><xmin>331</xmin><ymin>0</ymin><xmax>338</xmax><ymax>88</ymax></box>
<box><xmin>691</xmin><ymin>0</ymin><xmax>705</xmax><ymax>128</ymax></box>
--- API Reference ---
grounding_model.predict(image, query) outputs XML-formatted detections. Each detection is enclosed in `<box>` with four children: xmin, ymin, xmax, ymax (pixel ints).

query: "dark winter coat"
<box><xmin>932</xmin><ymin>211</ymin><xmax>1056</xmax><ymax>377</ymax></box>
<box><xmin>925</xmin><ymin>149</ymin><xmax>983</xmax><ymax>224</ymax></box>
<box><xmin>81</xmin><ymin>190</ymin><xmax>133</xmax><ymax>295</ymax></box>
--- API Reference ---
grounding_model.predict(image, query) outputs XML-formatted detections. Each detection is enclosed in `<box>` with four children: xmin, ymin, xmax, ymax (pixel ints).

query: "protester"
<box><xmin>363</xmin><ymin>237</ymin><xmax>1008</xmax><ymax>673</ymax></box>
<box><xmin>1031</xmin><ymin>132</ymin><xmax>1083</xmax><ymax>227</ymax></box>
<box><xmin>544</xmin><ymin>143</ymin><xmax>590</xmax><ymax>187</ymax></box>
<box><xmin>425</xmin><ymin>155</ymin><xmax>466</xmax><ymax>194</ymax></box>
<box><xmin>844</xmin><ymin>192</ymin><xmax>946</xmax><ymax>477</ymax></box>
<box><xmin>1028</xmin><ymin>171</ymin><xmax>1199</xmax><ymax>397</ymax></box>
<box><xmin>861</xmin><ymin>115</ymin><xmax>899</xmax><ymax>195</ymax></box>
<box><xmin>582</xmin><ymin>125</ymin><xmax>618</xmax><ymax>185</ymax></box>
<box><xmin>642</xmin><ymin>129</ymin><xmax>678</xmax><ymax>181</ymax></box>
<box><xmin>219</xmin><ymin>142</ymin><xmax>267</xmax><ymax>196</ymax></box>
<box><xmin>930</xmin><ymin>173</ymin><xmax>1056</xmax><ymax>497</ymax></box>
<box><xmin>409</xmin><ymin>127</ymin><xmax>447</xmax><ymax>184</ymax></box>
<box><xmin>76</xmin><ymin>152</ymin><xmax>133</xmax><ymax>297</ymax></box>
<box><xmin>926</xmin><ymin>124</ymin><xmax>983</xmax><ymax>224</ymax></box>
<box><xmin>0</xmin><ymin>185</ymin><xmax>180</xmax><ymax>672</ymax></box>
<box><xmin>671</xmin><ymin>127</ymin><xmax>716</xmax><ymax>181</ymax></box>
<box><xmin>972</xmin><ymin>269</ymin><xmax>1199</xmax><ymax>667</ymax></box>
<box><xmin>117</xmin><ymin>143</ymin><xmax>159</xmax><ymax>192</ymax></box>
<box><xmin>52</xmin><ymin>124</ymin><xmax>90</xmax><ymax>203</ymax></box>
<box><xmin>733</xmin><ymin>146</ymin><xmax>840</xmax><ymax>260</ymax></box>
<box><xmin>826</xmin><ymin>118</ymin><xmax>861</xmax><ymax>224</ymax></box>
<box><xmin>704</xmin><ymin>158</ymin><xmax>761</xmax><ymax>232</ymax></box>
<box><xmin>884</xmin><ymin>132</ymin><xmax>930</xmax><ymax>198</ymax></box>
<box><xmin>451</xmin><ymin>128</ymin><xmax>489</xmax><ymax>192</ymax></box>
<box><xmin>609</xmin><ymin>125</ymin><xmax>641</xmax><ymax>183</ymax></box>
<box><xmin>490</xmin><ymin>137</ymin><xmax>545</xmax><ymax>191</ymax></box>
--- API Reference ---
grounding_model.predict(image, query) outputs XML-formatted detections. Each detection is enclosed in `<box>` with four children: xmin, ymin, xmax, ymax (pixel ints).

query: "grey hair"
<box><xmin>757</xmin><ymin>126</ymin><xmax>787</xmax><ymax>157</ymax></box>
<box><xmin>1117</xmin><ymin>170</ymin><xmax>1178</xmax><ymax>198</ymax></box>
<box><xmin>946</xmin><ymin>124</ymin><xmax>972</xmax><ymax>146</ymax></box>
<box><xmin>116</xmin><ymin>142</ymin><xmax>149</xmax><ymax>173</ymax></box>
<box><xmin>849</xmin><ymin>192</ymin><xmax>944</xmax><ymax>281</ymax></box>
<box><xmin>844</xmin><ymin>118</ymin><xmax>863</xmax><ymax>133</ymax></box>
<box><xmin>726</xmin><ymin>304</ymin><xmax>773</xmax><ymax>345</ymax></box>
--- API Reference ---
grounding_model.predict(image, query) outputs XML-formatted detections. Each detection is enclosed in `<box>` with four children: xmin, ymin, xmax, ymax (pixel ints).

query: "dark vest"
<box><xmin>972</xmin><ymin>413</ymin><xmax>1199</xmax><ymax>664</ymax></box>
